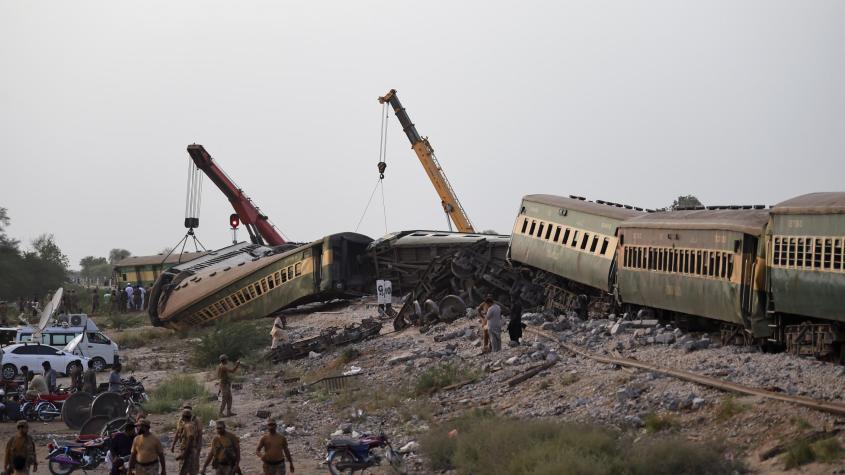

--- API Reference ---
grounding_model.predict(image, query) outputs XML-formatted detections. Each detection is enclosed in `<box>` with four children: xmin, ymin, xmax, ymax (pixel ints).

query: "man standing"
<box><xmin>270</xmin><ymin>317</ymin><xmax>286</xmax><ymax>349</ymax></box>
<box><xmin>172</xmin><ymin>404</ymin><xmax>203</xmax><ymax>475</ymax></box>
<box><xmin>17</xmin><ymin>366</ymin><xmax>29</xmax><ymax>395</ymax></box>
<box><xmin>109</xmin><ymin>363</ymin><xmax>123</xmax><ymax>392</ymax></box>
<box><xmin>108</xmin><ymin>421</ymin><xmax>136</xmax><ymax>475</ymax></box>
<box><xmin>507</xmin><ymin>297</ymin><xmax>525</xmax><ymax>346</ymax></box>
<box><xmin>217</xmin><ymin>355</ymin><xmax>240</xmax><ymax>418</ymax></box>
<box><xmin>132</xmin><ymin>285</ymin><xmax>142</xmax><ymax>313</ymax></box>
<box><xmin>27</xmin><ymin>371</ymin><xmax>46</xmax><ymax>398</ymax></box>
<box><xmin>103</xmin><ymin>289</ymin><xmax>112</xmax><ymax>314</ymax></box>
<box><xmin>69</xmin><ymin>362</ymin><xmax>83</xmax><ymax>391</ymax></box>
<box><xmin>485</xmin><ymin>296</ymin><xmax>504</xmax><ymax>352</ymax></box>
<box><xmin>476</xmin><ymin>295</ymin><xmax>493</xmax><ymax>354</ymax></box>
<box><xmin>125</xmin><ymin>284</ymin><xmax>134</xmax><ymax>311</ymax></box>
<box><xmin>129</xmin><ymin>419</ymin><xmax>165</xmax><ymax>475</ymax></box>
<box><xmin>256</xmin><ymin>419</ymin><xmax>294</xmax><ymax>474</ymax></box>
<box><xmin>4</xmin><ymin>421</ymin><xmax>36</xmax><ymax>474</ymax></box>
<box><xmin>42</xmin><ymin>361</ymin><xmax>57</xmax><ymax>393</ymax></box>
<box><xmin>175</xmin><ymin>409</ymin><xmax>198</xmax><ymax>475</ymax></box>
<box><xmin>82</xmin><ymin>360</ymin><xmax>98</xmax><ymax>394</ymax></box>
<box><xmin>202</xmin><ymin>421</ymin><xmax>240</xmax><ymax>475</ymax></box>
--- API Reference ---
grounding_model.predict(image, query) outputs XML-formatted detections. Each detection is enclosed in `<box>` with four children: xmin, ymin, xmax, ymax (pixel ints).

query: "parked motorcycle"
<box><xmin>21</xmin><ymin>388</ymin><xmax>71</xmax><ymax>422</ymax></box>
<box><xmin>46</xmin><ymin>437</ymin><xmax>110</xmax><ymax>475</ymax></box>
<box><xmin>326</xmin><ymin>432</ymin><xmax>406</xmax><ymax>475</ymax></box>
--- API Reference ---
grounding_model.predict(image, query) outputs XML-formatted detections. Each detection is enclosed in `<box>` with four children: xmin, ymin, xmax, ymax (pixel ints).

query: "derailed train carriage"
<box><xmin>148</xmin><ymin>233</ymin><xmax>373</xmax><ymax>331</ymax></box>
<box><xmin>508</xmin><ymin>191</ymin><xmax>845</xmax><ymax>359</ymax></box>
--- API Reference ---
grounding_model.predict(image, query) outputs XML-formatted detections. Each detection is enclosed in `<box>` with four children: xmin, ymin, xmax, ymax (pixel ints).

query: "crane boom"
<box><xmin>186</xmin><ymin>144</ymin><xmax>286</xmax><ymax>246</ymax></box>
<box><xmin>378</xmin><ymin>89</ymin><xmax>476</xmax><ymax>233</ymax></box>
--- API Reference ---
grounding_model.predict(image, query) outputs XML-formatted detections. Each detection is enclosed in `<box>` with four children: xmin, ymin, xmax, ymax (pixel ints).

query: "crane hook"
<box><xmin>377</xmin><ymin>161</ymin><xmax>387</xmax><ymax>180</ymax></box>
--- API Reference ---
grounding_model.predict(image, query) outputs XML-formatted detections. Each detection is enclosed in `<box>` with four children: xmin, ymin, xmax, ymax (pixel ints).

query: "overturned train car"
<box><xmin>148</xmin><ymin>233</ymin><xmax>373</xmax><ymax>331</ymax></box>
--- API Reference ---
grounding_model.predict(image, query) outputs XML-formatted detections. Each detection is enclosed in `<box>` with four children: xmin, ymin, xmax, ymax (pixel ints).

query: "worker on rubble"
<box><xmin>270</xmin><ymin>316</ymin><xmax>286</xmax><ymax>349</ymax></box>
<box><xmin>4</xmin><ymin>421</ymin><xmax>37</xmax><ymax>474</ymax></box>
<box><xmin>476</xmin><ymin>295</ymin><xmax>493</xmax><ymax>354</ymax></box>
<box><xmin>485</xmin><ymin>296</ymin><xmax>504</xmax><ymax>352</ymax></box>
<box><xmin>174</xmin><ymin>409</ymin><xmax>198</xmax><ymax>475</ymax></box>
<box><xmin>217</xmin><ymin>355</ymin><xmax>240</xmax><ymax>417</ymax></box>
<box><xmin>507</xmin><ymin>297</ymin><xmax>525</xmax><ymax>346</ymax></box>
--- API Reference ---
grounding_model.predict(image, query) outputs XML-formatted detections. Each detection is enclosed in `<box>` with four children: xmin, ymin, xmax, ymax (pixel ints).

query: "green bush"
<box><xmin>414</xmin><ymin>363</ymin><xmax>479</xmax><ymax>395</ymax></box>
<box><xmin>190</xmin><ymin>319</ymin><xmax>267</xmax><ymax>367</ymax></box>
<box><xmin>783</xmin><ymin>436</ymin><xmax>844</xmax><ymax>468</ymax></box>
<box><xmin>421</xmin><ymin>411</ymin><xmax>741</xmax><ymax>475</ymax></box>
<box><xmin>643</xmin><ymin>412</ymin><xmax>677</xmax><ymax>434</ymax></box>
<box><xmin>145</xmin><ymin>374</ymin><xmax>210</xmax><ymax>414</ymax></box>
<box><xmin>114</xmin><ymin>327</ymin><xmax>172</xmax><ymax>349</ymax></box>
<box><xmin>715</xmin><ymin>396</ymin><xmax>748</xmax><ymax>421</ymax></box>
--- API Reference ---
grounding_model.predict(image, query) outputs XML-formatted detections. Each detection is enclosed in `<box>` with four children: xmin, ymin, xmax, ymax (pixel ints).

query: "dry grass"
<box><xmin>114</xmin><ymin>327</ymin><xmax>174</xmax><ymax>349</ymax></box>
<box><xmin>715</xmin><ymin>396</ymin><xmax>749</xmax><ymax>421</ymax></box>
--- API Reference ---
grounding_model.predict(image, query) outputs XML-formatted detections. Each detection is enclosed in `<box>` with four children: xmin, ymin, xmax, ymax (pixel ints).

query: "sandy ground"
<box><xmin>6</xmin><ymin>301</ymin><xmax>845</xmax><ymax>474</ymax></box>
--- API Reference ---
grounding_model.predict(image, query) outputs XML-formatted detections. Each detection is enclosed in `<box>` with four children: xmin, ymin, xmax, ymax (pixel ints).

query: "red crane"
<box><xmin>186</xmin><ymin>144</ymin><xmax>286</xmax><ymax>246</ymax></box>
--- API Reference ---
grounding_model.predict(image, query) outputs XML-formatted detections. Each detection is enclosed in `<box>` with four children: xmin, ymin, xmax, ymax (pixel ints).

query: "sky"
<box><xmin>1</xmin><ymin>1</ymin><xmax>843</xmax><ymax>270</ymax></box>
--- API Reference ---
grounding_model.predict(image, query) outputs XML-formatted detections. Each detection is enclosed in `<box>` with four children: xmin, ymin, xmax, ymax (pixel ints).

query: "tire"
<box><xmin>48</xmin><ymin>459</ymin><xmax>76</xmax><ymax>475</ymax></box>
<box><xmin>2</xmin><ymin>364</ymin><xmax>17</xmax><ymax>381</ymax></box>
<box><xmin>91</xmin><ymin>357</ymin><xmax>107</xmax><ymax>372</ymax></box>
<box><xmin>327</xmin><ymin>449</ymin><xmax>357</xmax><ymax>475</ymax></box>
<box><xmin>37</xmin><ymin>402</ymin><xmax>59</xmax><ymax>422</ymax></box>
<box><xmin>65</xmin><ymin>361</ymin><xmax>82</xmax><ymax>377</ymax></box>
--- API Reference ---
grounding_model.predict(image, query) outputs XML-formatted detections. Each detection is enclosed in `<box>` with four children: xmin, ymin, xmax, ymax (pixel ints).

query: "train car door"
<box><xmin>313</xmin><ymin>244</ymin><xmax>323</xmax><ymax>289</ymax></box>
<box><xmin>739</xmin><ymin>235</ymin><xmax>758</xmax><ymax>326</ymax></box>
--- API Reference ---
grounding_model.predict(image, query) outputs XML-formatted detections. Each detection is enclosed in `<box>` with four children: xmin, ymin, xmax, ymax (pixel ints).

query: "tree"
<box><xmin>80</xmin><ymin>256</ymin><xmax>111</xmax><ymax>281</ymax></box>
<box><xmin>670</xmin><ymin>195</ymin><xmax>703</xmax><ymax>210</ymax></box>
<box><xmin>0</xmin><ymin>207</ymin><xmax>19</xmax><ymax>249</ymax></box>
<box><xmin>109</xmin><ymin>248</ymin><xmax>131</xmax><ymax>264</ymax></box>
<box><xmin>32</xmin><ymin>233</ymin><xmax>69</xmax><ymax>269</ymax></box>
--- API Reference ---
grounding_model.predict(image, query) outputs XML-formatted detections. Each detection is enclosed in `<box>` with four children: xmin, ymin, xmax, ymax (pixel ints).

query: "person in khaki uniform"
<box><xmin>476</xmin><ymin>295</ymin><xmax>493</xmax><ymax>353</ymax></box>
<box><xmin>171</xmin><ymin>404</ymin><xmax>204</xmax><ymax>473</ymax></box>
<box><xmin>4</xmin><ymin>421</ymin><xmax>36</xmax><ymax>474</ymax></box>
<box><xmin>129</xmin><ymin>419</ymin><xmax>166</xmax><ymax>475</ymax></box>
<box><xmin>255</xmin><ymin>419</ymin><xmax>294</xmax><ymax>474</ymax></box>
<box><xmin>217</xmin><ymin>355</ymin><xmax>240</xmax><ymax>417</ymax></box>
<box><xmin>174</xmin><ymin>409</ymin><xmax>198</xmax><ymax>475</ymax></box>
<box><xmin>202</xmin><ymin>421</ymin><xmax>241</xmax><ymax>475</ymax></box>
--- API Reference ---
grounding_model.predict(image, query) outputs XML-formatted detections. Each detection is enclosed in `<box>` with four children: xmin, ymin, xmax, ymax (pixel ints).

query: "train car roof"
<box><xmin>114</xmin><ymin>251</ymin><xmax>209</xmax><ymax>268</ymax></box>
<box><xmin>772</xmin><ymin>192</ymin><xmax>845</xmax><ymax>215</ymax></box>
<box><xmin>620</xmin><ymin>209</ymin><xmax>771</xmax><ymax>235</ymax></box>
<box><xmin>522</xmin><ymin>194</ymin><xmax>646</xmax><ymax>221</ymax></box>
<box><xmin>368</xmin><ymin>230</ymin><xmax>509</xmax><ymax>250</ymax></box>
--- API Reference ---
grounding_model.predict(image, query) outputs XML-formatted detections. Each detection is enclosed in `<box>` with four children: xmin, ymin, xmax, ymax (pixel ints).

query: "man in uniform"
<box><xmin>129</xmin><ymin>419</ymin><xmax>165</xmax><ymax>475</ymax></box>
<box><xmin>476</xmin><ymin>294</ymin><xmax>493</xmax><ymax>354</ymax></box>
<box><xmin>174</xmin><ymin>409</ymin><xmax>198</xmax><ymax>474</ymax></box>
<box><xmin>202</xmin><ymin>420</ymin><xmax>240</xmax><ymax>475</ymax></box>
<box><xmin>4</xmin><ymin>421</ymin><xmax>36</xmax><ymax>474</ymax></box>
<box><xmin>255</xmin><ymin>419</ymin><xmax>294</xmax><ymax>474</ymax></box>
<box><xmin>42</xmin><ymin>361</ymin><xmax>57</xmax><ymax>393</ymax></box>
<box><xmin>217</xmin><ymin>355</ymin><xmax>240</xmax><ymax>417</ymax></box>
<box><xmin>82</xmin><ymin>360</ymin><xmax>98</xmax><ymax>394</ymax></box>
<box><xmin>172</xmin><ymin>403</ymin><xmax>203</xmax><ymax>473</ymax></box>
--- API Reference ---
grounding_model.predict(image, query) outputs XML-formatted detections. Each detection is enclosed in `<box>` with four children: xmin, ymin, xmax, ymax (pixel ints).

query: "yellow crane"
<box><xmin>378</xmin><ymin>89</ymin><xmax>476</xmax><ymax>233</ymax></box>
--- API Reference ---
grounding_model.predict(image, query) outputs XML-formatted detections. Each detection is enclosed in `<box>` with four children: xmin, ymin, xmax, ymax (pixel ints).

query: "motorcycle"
<box><xmin>326</xmin><ymin>432</ymin><xmax>406</xmax><ymax>475</ymax></box>
<box><xmin>21</xmin><ymin>388</ymin><xmax>71</xmax><ymax>422</ymax></box>
<box><xmin>46</xmin><ymin>437</ymin><xmax>110</xmax><ymax>475</ymax></box>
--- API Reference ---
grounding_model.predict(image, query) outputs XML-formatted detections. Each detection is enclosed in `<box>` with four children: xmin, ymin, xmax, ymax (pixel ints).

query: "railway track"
<box><xmin>525</xmin><ymin>327</ymin><xmax>845</xmax><ymax>417</ymax></box>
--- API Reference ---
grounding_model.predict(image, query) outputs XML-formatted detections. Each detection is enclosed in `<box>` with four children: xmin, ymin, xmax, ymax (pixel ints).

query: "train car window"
<box><xmin>295</xmin><ymin>262</ymin><xmax>303</xmax><ymax>276</ymax></box>
<box><xmin>623</xmin><ymin>248</ymin><xmax>630</xmax><ymax>267</ymax></box>
<box><xmin>288</xmin><ymin>267</ymin><xmax>295</xmax><ymax>280</ymax></box>
<box><xmin>695</xmin><ymin>251</ymin><xmax>702</xmax><ymax>275</ymax></box>
<box><xmin>600</xmin><ymin>238</ymin><xmax>610</xmax><ymax>255</ymax></box>
<box><xmin>776</xmin><ymin>237</ymin><xmax>783</xmax><ymax>266</ymax></box>
<box><xmin>727</xmin><ymin>255</ymin><xmax>734</xmax><ymax>279</ymax></box>
<box><xmin>537</xmin><ymin>222</ymin><xmax>545</xmax><ymax>238</ymax></box>
<box><xmin>672</xmin><ymin>250</ymin><xmax>679</xmax><ymax>272</ymax></box>
<box><xmin>721</xmin><ymin>253</ymin><xmax>728</xmax><ymax>278</ymax></box>
<box><xmin>571</xmin><ymin>230</ymin><xmax>579</xmax><ymax>248</ymax></box>
<box><xmin>796</xmin><ymin>238</ymin><xmax>804</xmax><ymax>268</ymax></box>
<box><xmin>521</xmin><ymin>218</ymin><xmax>528</xmax><ymax>234</ymax></box>
<box><xmin>714</xmin><ymin>252</ymin><xmax>721</xmax><ymax>276</ymax></box>
<box><xmin>267</xmin><ymin>276</ymin><xmax>276</xmax><ymax>289</ymax></box>
<box><xmin>553</xmin><ymin>226</ymin><xmax>561</xmax><ymax>243</ymax></box>
<box><xmin>545</xmin><ymin>225</ymin><xmax>553</xmax><ymax>240</ymax></box>
<box><xmin>562</xmin><ymin>229</ymin><xmax>571</xmax><ymax>245</ymax></box>
<box><xmin>787</xmin><ymin>238</ymin><xmax>796</xmax><ymax>267</ymax></box>
<box><xmin>835</xmin><ymin>239</ymin><xmax>843</xmax><ymax>271</ymax></box>
<box><xmin>814</xmin><ymin>238</ymin><xmax>822</xmax><ymax>268</ymax></box>
<box><xmin>824</xmin><ymin>238</ymin><xmax>832</xmax><ymax>269</ymax></box>
<box><xmin>529</xmin><ymin>221</ymin><xmax>536</xmax><ymax>236</ymax></box>
<box><xmin>806</xmin><ymin>238</ymin><xmax>814</xmax><ymax>268</ymax></box>
<box><xmin>580</xmin><ymin>233</ymin><xmax>590</xmax><ymax>250</ymax></box>
<box><xmin>590</xmin><ymin>236</ymin><xmax>599</xmax><ymax>253</ymax></box>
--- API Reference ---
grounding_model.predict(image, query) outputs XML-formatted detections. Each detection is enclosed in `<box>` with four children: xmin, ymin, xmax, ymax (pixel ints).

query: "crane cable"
<box><xmin>355</xmin><ymin>103</ymin><xmax>390</xmax><ymax>233</ymax></box>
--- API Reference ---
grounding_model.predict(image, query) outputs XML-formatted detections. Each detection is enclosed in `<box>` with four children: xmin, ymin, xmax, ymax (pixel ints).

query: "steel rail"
<box><xmin>525</xmin><ymin>327</ymin><xmax>845</xmax><ymax>416</ymax></box>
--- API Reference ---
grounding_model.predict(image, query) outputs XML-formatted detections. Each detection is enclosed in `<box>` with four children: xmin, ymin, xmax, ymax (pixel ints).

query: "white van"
<box><xmin>15</xmin><ymin>316</ymin><xmax>119</xmax><ymax>372</ymax></box>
